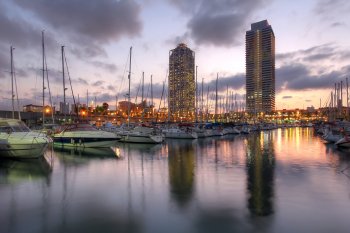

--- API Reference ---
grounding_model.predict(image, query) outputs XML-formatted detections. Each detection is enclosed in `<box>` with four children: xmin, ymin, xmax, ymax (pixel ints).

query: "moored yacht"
<box><xmin>322</xmin><ymin>130</ymin><xmax>343</xmax><ymax>143</ymax></box>
<box><xmin>0</xmin><ymin>118</ymin><xmax>51</xmax><ymax>159</ymax></box>
<box><xmin>335</xmin><ymin>136</ymin><xmax>350</xmax><ymax>148</ymax></box>
<box><xmin>118</xmin><ymin>126</ymin><xmax>164</xmax><ymax>144</ymax></box>
<box><xmin>52</xmin><ymin>123</ymin><xmax>120</xmax><ymax>148</ymax></box>
<box><xmin>163</xmin><ymin>127</ymin><xmax>198</xmax><ymax>139</ymax></box>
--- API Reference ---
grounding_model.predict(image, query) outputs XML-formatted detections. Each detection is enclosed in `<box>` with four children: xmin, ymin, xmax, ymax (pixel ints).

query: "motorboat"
<box><xmin>118</xmin><ymin>126</ymin><xmax>164</xmax><ymax>144</ymax></box>
<box><xmin>163</xmin><ymin>127</ymin><xmax>198</xmax><ymax>139</ymax></box>
<box><xmin>335</xmin><ymin>136</ymin><xmax>350</xmax><ymax>148</ymax></box>
<box><xmin>240</xmin><ymin>125</ymin><xmax>251</xmax><ymax>134</ymax></box>
<box><xmin>193</xmin><ymin>127</ymin><xmax>210</xmax><ymax>138</ymax></box>
<box><xmin>222</xmin><ymin>126</ymin><xmax>240</xmax><ymax>135</ymax></box>
<box><xmin>0</xmin><ymin>118</ymin><xmax>51</xmax><ymax>159</ymax></box>
<box><xmin>322</xmin><ymin>130</ymin><xmax>343</xmax><ymax>143</ymax></box>
<box><xmin>52</xmin><ymin>123</ymin><xmax>120</xmax><ymax>148</ymax></box>
<box><xmin>208</xmin><ymin>128</ymin><xmax>223</xmax><ymax>137</ymax></box>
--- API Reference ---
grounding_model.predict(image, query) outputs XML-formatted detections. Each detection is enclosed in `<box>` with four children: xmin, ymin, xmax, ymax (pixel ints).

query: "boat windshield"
<box><xmin>0</xmin><ymin>121</ymin><xmax>30</xmax><ymax>133</ymax></box>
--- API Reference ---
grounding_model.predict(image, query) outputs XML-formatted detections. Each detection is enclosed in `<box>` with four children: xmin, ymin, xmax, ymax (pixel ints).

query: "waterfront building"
<box><xmin>168</xmin><ymin>43</ymin><xmax>195</xmax><ymax>121</ymax></box>
<box><xmin>60</xmin><ymin>102</ymin><xmax>70</xmax><ymax>114</ymax></box>
<box><xmin>23</xmin><ymin>104</ymin><xmax>43</xmax><ymax>112</ymax></box>
<box><xmin>246</xmin><ymin>20</ymin><xmax>275</xmax><ymax>114</ymax></box>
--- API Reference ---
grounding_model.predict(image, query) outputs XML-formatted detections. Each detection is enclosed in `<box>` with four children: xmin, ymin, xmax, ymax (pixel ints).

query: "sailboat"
<box><xmin>52</xmin><ymin>46</ymin><xmax>119</xmax><ymax>148</ymax></box>
<box><xmin>117</xmin><ymin>47</ymin><xmax>164</xmax><ymax>144</ymax></box>
<box><xmin>0</xmin><ymin>46</ymin><xmax>51</xmax><ymax>159</ymax></box>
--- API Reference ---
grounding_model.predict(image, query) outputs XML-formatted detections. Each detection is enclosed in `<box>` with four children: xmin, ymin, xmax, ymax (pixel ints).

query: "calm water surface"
<box><xmin>1</xmin><ymin>128</ymin><xmax>350</xmax><ymax>233</ymax></box>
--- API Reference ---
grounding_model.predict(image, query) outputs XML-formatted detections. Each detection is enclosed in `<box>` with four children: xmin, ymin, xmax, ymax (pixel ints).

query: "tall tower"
<box><xmin>246</xmin><ymin>20</ymin><xmax>275</xmax><ymax>114</ymax></box>
<box><xmin>168</xmin><ymin>43</ymin><xmax>195</xmax><ymax>121</ymax></box>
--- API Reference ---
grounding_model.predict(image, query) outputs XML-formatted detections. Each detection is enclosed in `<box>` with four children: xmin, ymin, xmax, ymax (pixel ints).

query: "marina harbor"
<box><xmin>1</xmin><ymin>1</ymin><xmax>350</xmax><ymax>232</ymax></box>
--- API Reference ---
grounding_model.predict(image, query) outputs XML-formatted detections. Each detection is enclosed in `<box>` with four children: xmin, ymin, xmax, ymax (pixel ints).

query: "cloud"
<box><xmin>92</xmin><ymin>80</ymin><xmax>104</xmax><ymax>87</ymax></box>
<box><xmin>330</xmin><ymin>22</ymin><xmax>346</xmax><ymax>28</ymax></box>
<box><xmin>0</xmin><ymin>5</ymin><xmax>41</xmax><ymax>49</ymax></box>
<box><xmin>168</xmin><ymin>0</ymin><xmax>271</xmax><ymax>47</ymax></box>
<box><xmin>0</xmin><ymin>51</ymin><xmax>8</xmax><ymax>79</ymax></box>
<box><xmin>276</xmin><ymin>44</ymin><xmax>350</xmax><ymax>92</ymax></box>
<box><xmin>107</xmin><ymin>85</ymin><xmax>116</xmax><ymax>91</ymax></box>
<box><xmin>0</xmin><ymin>1</ymin><xmax>59</xmax><ymax>55</ymax></box>
<box><xmin>276</xmin><ymin>63</ymin><xmax>349</xmax><ymax>92</ymax></box>
<box><xmin>90</xmin><ymin>61</ymin><xmax>117</xmax><ymax>73</ymax></box>
<box><xmin>14</xmin><ymin>0</ymin><xmax>142</xmax><ymax>43</ymax></box>
<box><xmin>12</xmin><ymin>0</ymin><xmax>143</xmax><ymax>59</ymax></box>
<box><xmin>276</xmin><ymin>43</ymin><xmax>339</xmax><ymax>63</ymax></box>
<box><xmin>206</xmin><ymin>73</ymin><xmax>245</xmax><ymax>92</ymax></box>
<box><xmin>282</xmin><ymin>96</ymin><xmax>293</xmax><ymax>99</ymax></box>
<box><xmin>95</xmin><ymin>93</ymin><xmax>116</xmax><ymax>103</ymax></box>
<box><xmin>76</xmin><ymin>78</ymin><xmax>89</xmax><ymax>86</ymax></box>
<box><xmin>314</xmin><ymin>0</ymin><xmax>350</xmax><ymax>16</ymax></box>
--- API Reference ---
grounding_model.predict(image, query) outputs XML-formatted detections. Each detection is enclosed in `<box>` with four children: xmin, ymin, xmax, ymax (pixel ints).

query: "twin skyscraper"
<box><xmin>168</xmin><ymin>20</ymin><xmax>275</xmax><ymax>120</ymax></box>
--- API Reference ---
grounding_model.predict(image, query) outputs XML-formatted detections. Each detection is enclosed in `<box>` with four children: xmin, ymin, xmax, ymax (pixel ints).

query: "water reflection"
<box><xmin>325</xmin><ymin>143</ymin><xmax>350</xmax><ymax>178</ymax></box>
<box><xmin>117</xmin><ymin>142</ymin><xmax>163</xmax><ymax>156</ymax></box>
<box><xmin>0</xmin><ymin>157</ymin><xmax>52</xmax><ymax>184</ymax></box>
<box><xmin>54</xmin><ymin>146</ymin><xmax>120</xmax><ymax>167</ymax></box>
<box><xmin>54</xmin><ymin>146</ymin><xmax>120</xmax><ymax>158</ymax></box>
<box><xmin>2</xmin><ymin>128</ymin><xmax>350</xmax><ymax>233</ymax></box>
<box><xmin>167</xmin><ymin>139</ymin><xmax>195</xmax><ymax>207</ymax></box>
<box><xmin>246</xmin><ymin>131</ymin><xmax>275</xmax><ymax>216</ymax></box>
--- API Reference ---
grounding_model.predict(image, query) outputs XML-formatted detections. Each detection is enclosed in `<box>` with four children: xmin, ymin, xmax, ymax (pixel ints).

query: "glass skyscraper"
<box><xmin>246</xmin><ymin>20</ymin><xmax>275</xmax><ymax>114</ymax></box>
<box><xmin>168</xmin><ymin>43</ymin><xmax>195</xmax><ymax>121</ymax></box>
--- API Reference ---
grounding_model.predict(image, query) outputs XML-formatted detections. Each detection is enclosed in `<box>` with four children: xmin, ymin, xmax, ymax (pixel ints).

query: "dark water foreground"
<box><xmin>1</xmin><ymin>128</ymin><xmax>350</xmax><ymax>233</ymax></box>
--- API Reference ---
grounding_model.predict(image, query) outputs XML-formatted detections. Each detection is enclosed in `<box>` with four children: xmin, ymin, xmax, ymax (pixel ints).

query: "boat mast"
<box><xmin>42</xmin><ymin>31</ymin><xmax>45</xmax><ymax>125</ymax></box>
<box><xmin>86</xmin><ymin>89</ymin><xmax>89</xmax><ymax>107</ymax></box>
<box><xmin>10</xmin><ymin>46</ymin><xmax>15</xmax><ymax>119</ymax></box>
<box><xmin>215</xmin><ymin>73</ymin><xmax>218</xmax><ymax>123</ymax></box>
<box><xmin>127</xmin><ymin>47</ymin><xmax>132</xmax><ymax>128</ymax></box>
<box><xmin>226</xmin><ymin>85</ymin><xmax>228</xmax><ymax>123</ymax></box>
<box><xmin>195</xmin><ymin>65</ymin><xmax>198</xmax><ymax>123</ymax></box>
<box><xmin>347</xmin><ymin>77</ymin><xmax>349</xmax><ymax>119</ymax></box>
<box><xmin>206</xmin><ymin>85</ymin><xmax>209</xmax><ymax>122</ymax></box>
<box><xmin>61</xmin><ymin>46</ymin><xmax>67</xmax><ymax>119</ymax></box>
<box><xmin>201</xmin><ymin>78</ymin><xmax>204</xmax><ymax>123</ymax></box>
<box><xmin>141</xmin><ymin>71</ymin><xmax>144</xmax><ymax>107</ymax></box>
<box><xmin>151</xmin><ymin>74</ymin><xmax>153</xmax><ymax>118</ymax></box>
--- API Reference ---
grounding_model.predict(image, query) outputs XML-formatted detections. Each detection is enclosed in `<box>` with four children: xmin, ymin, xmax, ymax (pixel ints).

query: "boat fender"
<box><xmin>71</xmin><ymin>138</ymin><xmax>74</xmax><ymax>144</ymax></box>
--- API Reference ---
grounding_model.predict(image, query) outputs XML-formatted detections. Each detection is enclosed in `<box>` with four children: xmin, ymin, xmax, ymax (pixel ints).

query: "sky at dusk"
<box><xmin>1</xmin><ymin>0</ymin><xmax>350</xmax><ymax>111</ymax></box>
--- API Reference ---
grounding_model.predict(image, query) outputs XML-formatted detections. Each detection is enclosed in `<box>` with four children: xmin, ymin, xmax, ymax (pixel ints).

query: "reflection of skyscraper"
<box><xmin>246</xmin><ymin>20</ymin><xmax>275</xmax><ymax>114</ymax></box>
<box><xmin>246</xmin><ymin>132</ymin><xmax>275</xmax><ymax>216</ymax></box>
<box><xmin>167</xmin><ymin>140</ymin><xmax>195</xmax><ymax>207</ymax></box>
<box><xmin>168</xmin><ymin>43</ymin><xmax>195</xmax><ymax>120</ymax></box>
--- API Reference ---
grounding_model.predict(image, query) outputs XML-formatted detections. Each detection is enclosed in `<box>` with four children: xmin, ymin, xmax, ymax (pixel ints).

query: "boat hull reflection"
<box><xmin>0</xmin><ymin>156</ymin><xmax>52</xmax><ymax>183</ymax></box>
<box><xmin>54</xmin><ymin>145</ymin><xmax>120</xmax><ymax>159</ymax></box>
